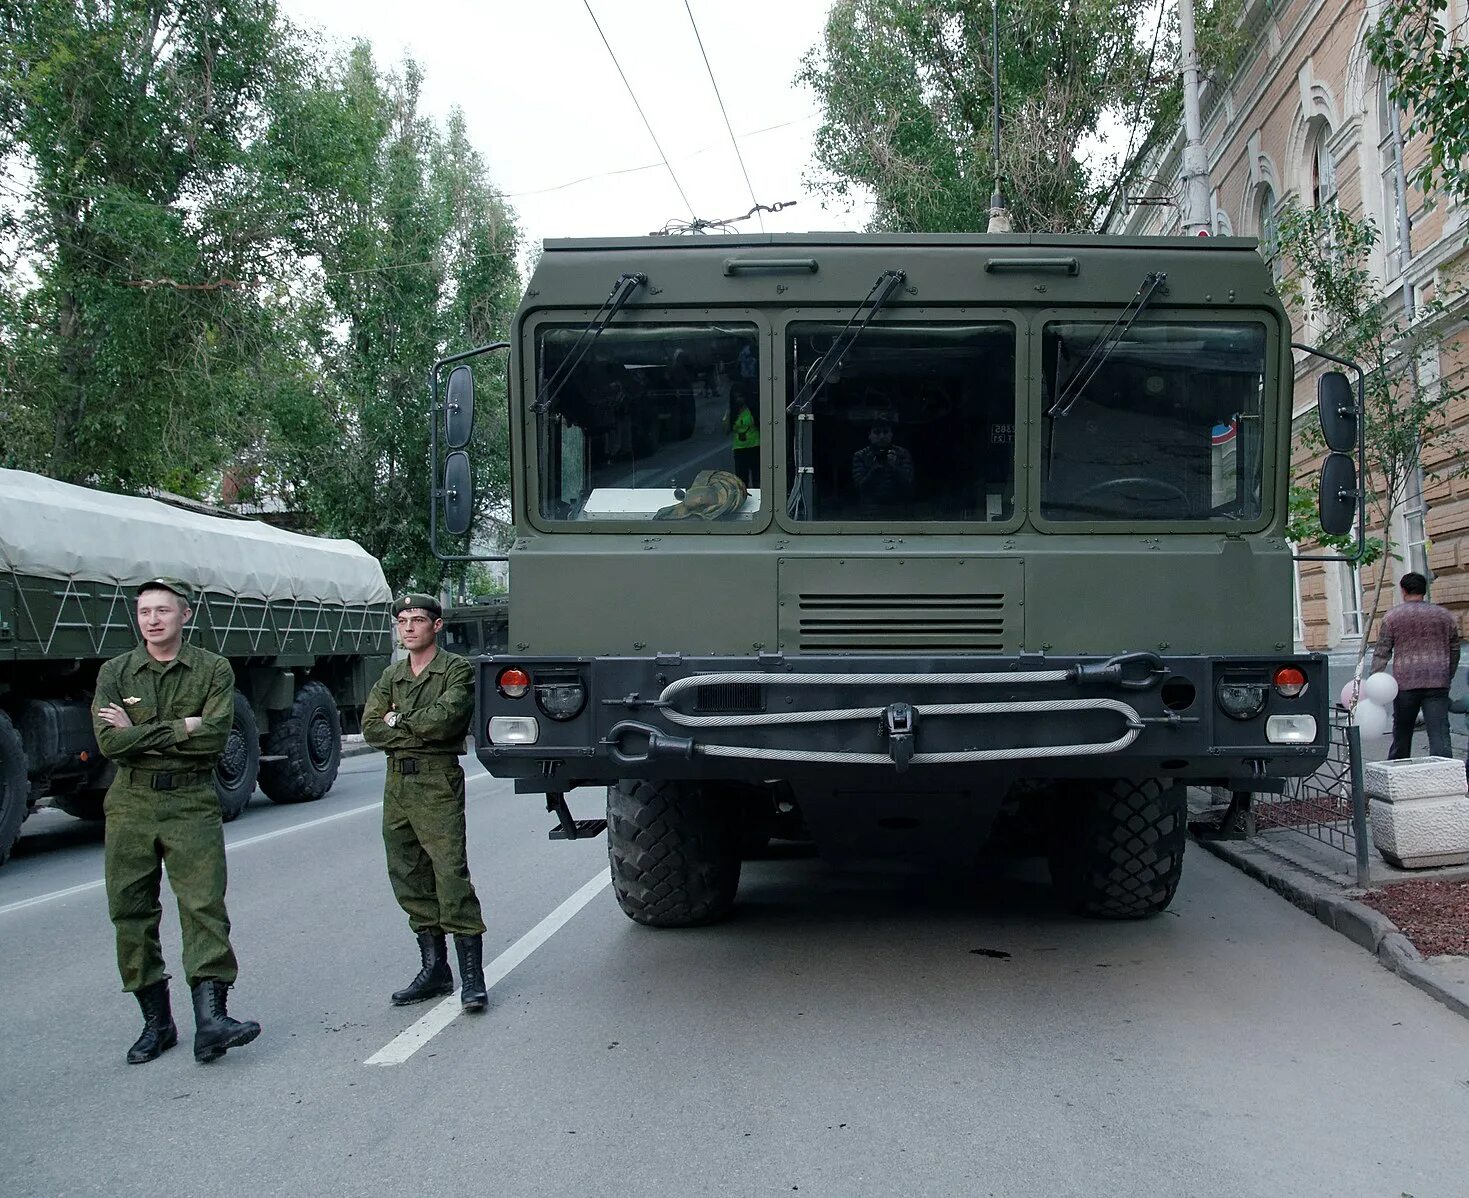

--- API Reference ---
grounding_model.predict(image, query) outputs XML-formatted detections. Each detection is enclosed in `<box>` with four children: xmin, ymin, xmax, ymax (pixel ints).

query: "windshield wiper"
<box><xmin>1046</xmin><ymin>271</ymin><xmax>1168</xmax><ymax>418</ymax></box>
<box><xmin>532</xmin><ymin>272</ymin><xmax>648</xmax><ymax>416</ymax></box>
<box><xmin>787</xmin><ymin>269</ymin><xmax>907</xmax><ymax>414</ymax></box>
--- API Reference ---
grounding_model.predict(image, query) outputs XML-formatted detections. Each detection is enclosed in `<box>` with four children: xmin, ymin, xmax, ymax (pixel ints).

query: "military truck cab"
<box><xmin>435</xmin><ymin>234</ymin><xmax>1360</xmax><ymax>927</ymax></box>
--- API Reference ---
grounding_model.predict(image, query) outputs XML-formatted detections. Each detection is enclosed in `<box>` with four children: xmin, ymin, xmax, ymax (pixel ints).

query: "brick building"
<box><xmin>1112</xmin><ymin>0</ymin><xmax>1469</xmax><ymax>670</ymax></box>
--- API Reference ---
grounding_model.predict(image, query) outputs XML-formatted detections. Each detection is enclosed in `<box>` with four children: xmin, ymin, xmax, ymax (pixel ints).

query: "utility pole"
<box><xmin>1179</xmin><ymin>0</ymin><xmax>1213</xmax><ymax>236</ymax></box>
<box><xmin>987</xmin><ymin>0</ymin><xmax>1012</xmax><ymax>232</ymax></box>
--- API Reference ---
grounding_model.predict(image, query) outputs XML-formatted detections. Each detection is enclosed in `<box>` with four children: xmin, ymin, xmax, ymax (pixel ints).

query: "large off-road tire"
<box><xmin>607</xmin><ymin>779</ymin><xmax>741</xmax><ymax>927</ymax></box>
<box><xmin>0</xmin><ymin>710</ymin><xmax>29</xmax><ymax>866</ymax></box>
<box><xmin>259</xmin><ymin>682</ymin><xmax>340</xmax><ymax>804</ymax></box>
<box><xmin>213</xmin><ymin>691</ymin><xmax>259</xmax><ymax>823</ymax></box>
<box><xmin>1048</xmin><ymin>778</ymin><xmax>1186</xmax><ymax>919</ymax></box>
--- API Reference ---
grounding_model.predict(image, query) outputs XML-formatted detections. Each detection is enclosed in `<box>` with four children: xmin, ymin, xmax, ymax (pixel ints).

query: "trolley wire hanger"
<box><xmin>651</xmin><ymin>199</ymin><xmax>797</xmax><ymax>237</ymax></box>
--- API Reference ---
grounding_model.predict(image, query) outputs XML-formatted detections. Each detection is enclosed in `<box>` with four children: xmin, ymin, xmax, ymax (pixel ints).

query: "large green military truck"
<box><xmin>0</xmin><ymin>469</ymin><xmax>393</xmax><ymax>863</ymax></box>
<box><xmin>431</xmin><ymin>233</ymin><xmax>1362</xmax><ymax>927</ymax></box>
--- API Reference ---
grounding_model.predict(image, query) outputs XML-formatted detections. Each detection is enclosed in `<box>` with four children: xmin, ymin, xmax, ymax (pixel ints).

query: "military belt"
<box><xmin>389</xmin><ymin>755</ymin><xmax>455</xmax><ymax>775</ymax></box>
<box><xmin>125</xmin><ymin>768</ymin><xmax>209</xmax><ymax>791</ymax></box>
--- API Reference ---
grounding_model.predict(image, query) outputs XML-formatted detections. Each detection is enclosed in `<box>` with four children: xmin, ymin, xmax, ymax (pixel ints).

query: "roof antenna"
<box><xmin>987</xmin><ymin>0</ymin><xmax>1012</xmax><ymax>233</ymax></box>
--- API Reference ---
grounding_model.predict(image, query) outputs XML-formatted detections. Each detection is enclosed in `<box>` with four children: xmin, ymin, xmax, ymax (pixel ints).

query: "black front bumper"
<box><xmin>474</xmin><ymin>651</ymin><xmax>1330</xmax><ymax>792</ymax></box>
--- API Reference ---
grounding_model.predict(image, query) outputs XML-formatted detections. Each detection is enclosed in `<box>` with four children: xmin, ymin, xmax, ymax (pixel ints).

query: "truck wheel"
<box><xmin>1048</xmin><ymin>778</ymin><xmax>1186</xmax><ymax>919</ymax></box>
<box><xmin>0</xmin><ymin>710</ymin><xmax>28</xmax><ymax>866</ymax></box>
<box><xmin>213</xmin><ymin>691</ymin><xmax>259</xmax><ymax>823</ymax></box>
<box><xmin>607</xmin><ymin>779</ymin><xmax>741</xmax><ymax>927</ymax></box>
<box><xmin>259</xmin><ymin>682</ymin><xmax>341</xmax><ymax>804</ymax></box>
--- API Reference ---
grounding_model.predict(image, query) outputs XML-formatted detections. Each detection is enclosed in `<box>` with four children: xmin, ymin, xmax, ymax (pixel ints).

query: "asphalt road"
<box><xmin>4</xmin><ymin>755</ymin><xmax>1469</xmax><ymax>1197</ymax></box>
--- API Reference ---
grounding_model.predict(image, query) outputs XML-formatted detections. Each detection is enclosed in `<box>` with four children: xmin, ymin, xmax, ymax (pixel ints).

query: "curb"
<box><xmin>1193</xmin><ymin>834</ymin><xmax>1469</xmax><ymax>1022</ymax></box>
<box><xmin>340</xmin><ymin>737</ymin><xmax>379</xmax><ymax>760</ymax></box>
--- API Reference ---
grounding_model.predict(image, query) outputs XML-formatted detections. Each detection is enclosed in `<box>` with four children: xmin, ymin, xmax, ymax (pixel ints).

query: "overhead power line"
<box><xmin>682</xmin><ymin>0</ymin><xmax>764</xmax><ymax>232</ymax></box>
<box><xmin>582</xmin><ymin>0</ymin><xmax>697</xmax><ymax>221</ymax></box>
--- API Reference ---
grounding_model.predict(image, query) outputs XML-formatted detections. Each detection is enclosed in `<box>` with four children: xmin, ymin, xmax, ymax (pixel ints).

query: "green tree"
<box><xmin>799</xmin><ymin>0</ymin><xmax>1246</xmax><ymax>234</ymax></box>
<box><xmin>1276</xmin><ymin>201</ymin><xmax>1464</xmax><ymax>652</ymax></box>
<box><xmin>1368</xmin><ymin>0</ymin><xmax>1469</xmax><ymax>206</ymax></box>
<box><xmin>258</xmin><ymin>44</ymin><xmax>521</xmax><ymax>594</ymax></box>
<box><xmin>0</xmin><ymin>0</ymin><xmax>294</xmax><ymax>493</ymax></box>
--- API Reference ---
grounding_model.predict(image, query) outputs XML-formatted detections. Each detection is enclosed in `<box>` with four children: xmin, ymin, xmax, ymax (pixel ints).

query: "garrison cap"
<box><xmin>393</xmin><ymin>593</ymin><xmax>443</xmax><ymax>618</ymax></box>
<box><xmin>136</xmin><ymin>577</ymin><xmax>193</xmax><ymax>603</ymax></box>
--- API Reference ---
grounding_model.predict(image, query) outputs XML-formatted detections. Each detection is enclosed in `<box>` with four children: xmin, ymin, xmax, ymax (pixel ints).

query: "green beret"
<box><xmin>137</xmin><ymin>577</ymin><xmax>193</xmax><ymax>603</ymax></box>
<box><xmin>393</xmin><ymin>593</ymin><xmax>443</xmax><ymax>618</ymax></box>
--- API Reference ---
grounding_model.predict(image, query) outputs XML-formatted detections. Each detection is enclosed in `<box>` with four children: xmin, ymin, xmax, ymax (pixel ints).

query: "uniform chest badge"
<box><xmin>124</xmin><ymin>696</ymin><xmax>143</xmax><ymax>705</ymax></box>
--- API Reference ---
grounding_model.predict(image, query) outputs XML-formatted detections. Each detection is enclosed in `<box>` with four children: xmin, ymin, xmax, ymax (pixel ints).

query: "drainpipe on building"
<box><xmin>1179</xmin><ymin>0</ymin><xmax>1213</xmax><ymax>236</ymax></box>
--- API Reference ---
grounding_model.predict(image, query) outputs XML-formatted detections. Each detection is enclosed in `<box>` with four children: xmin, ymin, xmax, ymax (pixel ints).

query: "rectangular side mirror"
<box><xmin>445</xmin><ymin>365</ymin><xmax>475</xmax><ymax>449</ymax></box>
<box><xmin>1318</xmin><ymin>452</ymin><xmax>1358</xmax><ymax>536</ymax></box>
<box><xmin>443</xmin><ymin>450</ymin><xmax>474</xmax><ymax>535</ymax></box>
<box><xmin>1316</xmin><ymin>370</ymin><xmax>1356</xmax><ymax>454</ymax></box>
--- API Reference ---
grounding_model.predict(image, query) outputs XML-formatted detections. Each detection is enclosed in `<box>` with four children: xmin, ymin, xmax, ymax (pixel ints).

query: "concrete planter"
<box><xmin>1364</xmin><ymin>757</ymin><xmax>1469</xmax><ymax>870</ymax></box>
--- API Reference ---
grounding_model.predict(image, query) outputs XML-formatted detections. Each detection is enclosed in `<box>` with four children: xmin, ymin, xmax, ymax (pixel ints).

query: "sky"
<box><xmin>278</xmin><ymin>0</ymin><xmax>873</xmax><ymax>263</ymax></box>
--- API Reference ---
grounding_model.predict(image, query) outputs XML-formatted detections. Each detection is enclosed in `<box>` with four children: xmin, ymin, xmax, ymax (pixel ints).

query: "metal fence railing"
<box><xmin>1250</xmin><ymin>707</ymin><xmax>1370</xmax><ymax>887</ymax></box>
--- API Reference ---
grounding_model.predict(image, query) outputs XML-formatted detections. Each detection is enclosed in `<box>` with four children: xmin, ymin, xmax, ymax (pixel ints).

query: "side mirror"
<box><xmin>1316</xmin><ymin>370</ymin><xmax>1356</xmax><ymax>454</ymax></box>
<box><xmin>442</xmin><ymin>450</ymin><xmax>474</xmax><ymax>535</ymax></box>
<box><xmin>445</xmin><ymin>365</ymin><xmax>475</xmax><ymax>449</ymax></box>
<box><xmin>1318</xmin><ymin>452</ymin><xmax>1358</xmax><ymax>537</ymax></box>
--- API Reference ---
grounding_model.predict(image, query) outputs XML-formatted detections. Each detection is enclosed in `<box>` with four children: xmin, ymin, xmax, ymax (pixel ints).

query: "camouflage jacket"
<box><xmin>363</xmin><ymin>650</ymin><xmax>474</xmax><ymax>757</ymax></box>
<box><xmin>92</xmin><ymin>642</ymin><xmax>235</xmax><ymax>771</ymax></box>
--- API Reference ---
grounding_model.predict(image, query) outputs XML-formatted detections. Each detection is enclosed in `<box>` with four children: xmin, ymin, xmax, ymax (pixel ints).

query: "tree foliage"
<box><xmin>1276</xmin><ymin>201</ymin><xmax>1464</xmax><ymax>649</ymax></box>
<box><xmin>0</xmin><ymin>4</ymin><xmax>521</xmax><ymax>593</ymax></box>
<box><xmin>799</xmin><ymin>0</ymin><xmax>1245</xmax><ymax>234</ymax></box>
<box><xmin>1368</xmin><ymin>0</ymin><xmax>1469</xmax><ymax>206</ymax></box>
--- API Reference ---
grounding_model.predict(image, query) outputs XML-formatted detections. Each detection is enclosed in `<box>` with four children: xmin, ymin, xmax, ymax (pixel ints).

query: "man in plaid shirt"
<box><xmin>1370</xmin><ymin>572</ymin><xmax>1462</xmax><ymax>760</ymax></box>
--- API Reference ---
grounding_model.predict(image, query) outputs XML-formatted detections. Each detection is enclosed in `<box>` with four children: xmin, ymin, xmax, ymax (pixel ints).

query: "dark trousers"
<box><xmin>732</xmin><ymin>445</ymin><xmax>759</xmax><ymax>488</ymax></box>
<box><xmin>1388</xmin><ymin>687</ymin><xmax>1451</xmax><ymax>760</ymax></box>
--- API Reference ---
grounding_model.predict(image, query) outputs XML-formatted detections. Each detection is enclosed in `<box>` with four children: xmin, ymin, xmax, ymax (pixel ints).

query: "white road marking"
<box><xmin>0</xmin><ymin>771</ymin><xmax>498</xmax><ymax>918</ymax></box>
<box><xmin>364</xmin><ymin>869</ymin><xmax>612</xmax><ymax>1067</ymax></box>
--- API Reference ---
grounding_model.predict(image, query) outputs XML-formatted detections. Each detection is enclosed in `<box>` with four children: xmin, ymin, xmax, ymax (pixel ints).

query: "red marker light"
<box><xmin>1273</xmin><ymin>666</ymin><xmax>1307</xmax><ymax>697</ymax></box>
<box><xmin>497</xmin><ymin>667</ymin><xmax>531</xmax><ymax>698</ymax></box>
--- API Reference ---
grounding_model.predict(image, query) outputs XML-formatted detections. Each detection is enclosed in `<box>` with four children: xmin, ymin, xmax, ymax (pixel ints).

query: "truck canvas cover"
<box><xmin>0</xmin><ymin>469</ymin><xmax>390</xmax><ymax>605</ymax></box>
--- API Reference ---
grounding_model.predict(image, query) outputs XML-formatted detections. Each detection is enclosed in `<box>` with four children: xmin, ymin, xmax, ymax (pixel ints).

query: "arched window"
<box><xmin>1257</xmin><ymin>184</ymin><xmax>1280</xmax><ymax>278</ymax></box>
<box><xmin>1310</xmin><ymin>124</ymin><xmax>1336</xmax><ymax>210</ymax></box>
<box><xmin>1377</xmin><ymin>76</ymin><xmax>1408</xmax><ymax>276</ymax></box>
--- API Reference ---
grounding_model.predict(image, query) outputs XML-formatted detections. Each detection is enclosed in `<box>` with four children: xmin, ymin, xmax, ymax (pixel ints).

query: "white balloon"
<box><xmin>1362</xmin><ymin>672</ymin><xmax>1399</xmax><ymax>706</ymax></box>
<box><xmin>1339</xmin><ymin>678</ymin><xmax>1363</xmax><ymax>711</ymax></box>
<box><xmin>1351</xmin><ymin>698</ymin><xmax>1391</xmax><ymax>736</ymax></box>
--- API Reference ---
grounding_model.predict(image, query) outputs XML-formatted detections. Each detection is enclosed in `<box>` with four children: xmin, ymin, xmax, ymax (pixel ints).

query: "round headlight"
<box><xmin>1217</xmin><ymin>681</ymin><xmax>1267</xmax><ymax>720</ymax></box>
<box><xmin>536</xmin><ymin>680</ymin><xmax>587</xmax><ymax>721</ymax></box>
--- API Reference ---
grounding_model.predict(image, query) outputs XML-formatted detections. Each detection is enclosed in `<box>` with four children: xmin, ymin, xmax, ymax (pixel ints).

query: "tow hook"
<box><xmin>603</xmin><ymin>720</ymin><xmax>694</xmax><ymax>765</ymax></box>
<box><xmin>883</xmin><ymin>703</ymin><xmax>917</xmax><ymax>772</ymax></box>
<box><xmin>1068</xmin><ymin>651</ymin><xmax>1166</xmax><ymax>690</ymax></box>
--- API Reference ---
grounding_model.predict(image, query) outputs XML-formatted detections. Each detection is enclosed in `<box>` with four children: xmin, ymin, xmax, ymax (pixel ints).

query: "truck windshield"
<box><xmin>1041</xmin><ymin>321</ymin><xmax>1267</xmax><ymax>523</ymax></box>
<box><xmin>535</xmin><ymin>322</ymin><xmax>761</xmax><ymax>522</ymax></box>
<box><xmin>785</xmin><ymin>322</ymin><xmax>1016</xmax><ymax>522</ymax></box>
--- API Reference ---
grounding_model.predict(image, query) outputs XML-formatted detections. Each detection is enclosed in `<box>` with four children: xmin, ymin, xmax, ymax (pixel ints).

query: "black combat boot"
<box><xmin>190</xmin><ymin>980</ymin><xmax>261</xmax><ymax>1063</ymax></box>
<box><xmin>391</xmin><ymin>931</ymin><xmax>453</xmax><ymax>1005</ymax></box>
<box><xmin>126</xmin><ymin>980</ymin><xmax>178</xmax><ymax>1064</ymax></box>
<box><xmin>454</xmin><ymin>933</ymin><xmax>488</xmax><ymax>1012</ymax></box>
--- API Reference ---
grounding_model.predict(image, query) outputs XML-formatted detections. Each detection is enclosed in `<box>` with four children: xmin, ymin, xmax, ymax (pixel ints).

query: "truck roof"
<box><xmin>526</xmin><ymin>233</ymin><xmax>1280</xmax><ymax>314</ymax></box>
<box><xmin>0</xmin><ymin>469</ymin><xmax>391</xmax><ymax>606</ymax></box>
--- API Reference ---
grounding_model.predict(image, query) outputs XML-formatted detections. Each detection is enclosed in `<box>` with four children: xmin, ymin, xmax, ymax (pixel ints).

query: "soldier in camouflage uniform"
<box><xmin>364</xmin><ymin>594</ymin><xmax>488</xmax><ymax>1010</ymax></box>
<box><xmin>93</xmin><ymin>579</ymin><xmax>261</xmax><ymax>1064</ymax></box>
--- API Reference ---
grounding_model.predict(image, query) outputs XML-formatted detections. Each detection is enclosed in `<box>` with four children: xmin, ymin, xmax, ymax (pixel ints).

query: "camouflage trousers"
<box><xmin>104</xmin><ymin>775</ymin><xmax>239</xmax><ymax>993</ymax></box>
<box><xmin>382</xmin><ymin>758</ymin><xmax>485</xmax><ymax>936</ymax></box>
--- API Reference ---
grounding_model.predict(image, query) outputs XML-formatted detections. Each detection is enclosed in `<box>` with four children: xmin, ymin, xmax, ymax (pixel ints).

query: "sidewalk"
<box><xmin>1189</xmin><ymin>752</ymin><xmax>1469</xmax><ymax>1020</ymax></box>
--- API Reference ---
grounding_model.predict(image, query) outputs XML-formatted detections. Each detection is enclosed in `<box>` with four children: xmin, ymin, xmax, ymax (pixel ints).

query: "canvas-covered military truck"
<box><xmin>0</xmin><ymin>469</ymin><xmax>393</xmax><ymax>863</ymax></box>
<box><xmin>430</xmin><ymin>233</ymin><xmax>1363</xmax><ymax>927</ymax></box>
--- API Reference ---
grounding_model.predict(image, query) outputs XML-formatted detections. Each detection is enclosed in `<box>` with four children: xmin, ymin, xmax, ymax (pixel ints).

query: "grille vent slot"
<box><xmin>797</xmin><ymin>592</ymin><xmax>1008</xmax><ymax>652</ymax></box>
<box><xmin>693</xmin><ymin>682</ymin><xmax>765</xmax><ymax>714</ymax></box>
